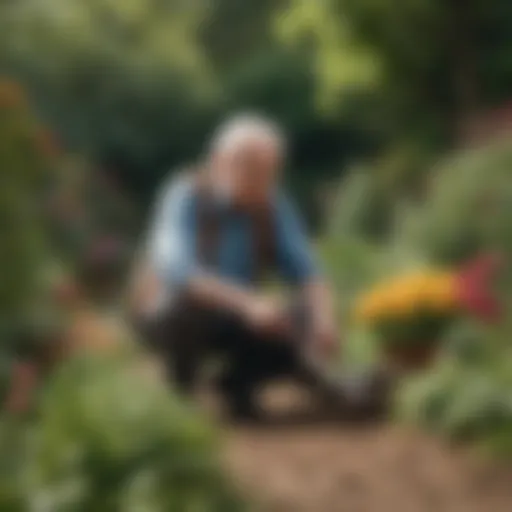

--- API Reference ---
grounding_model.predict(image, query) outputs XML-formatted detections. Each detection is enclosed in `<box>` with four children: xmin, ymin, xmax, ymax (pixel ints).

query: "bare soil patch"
<box><xmin>222</xmin><ymin>385</ymin><xmax>512</xmax><ymax>512</ymax></box>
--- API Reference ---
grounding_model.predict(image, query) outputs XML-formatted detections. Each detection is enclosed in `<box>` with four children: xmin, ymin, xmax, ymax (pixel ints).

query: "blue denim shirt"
<box><xmin>147</xmin><ymin>175</ymin><xmax>318</xmax><ymax>289</ymax></box>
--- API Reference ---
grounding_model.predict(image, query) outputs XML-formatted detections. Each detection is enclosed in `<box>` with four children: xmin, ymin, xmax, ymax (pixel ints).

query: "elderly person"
<box><xmin>131</xmin><ymin>115</ymin><xmax>339</xmax><ymax>420</ymax></box>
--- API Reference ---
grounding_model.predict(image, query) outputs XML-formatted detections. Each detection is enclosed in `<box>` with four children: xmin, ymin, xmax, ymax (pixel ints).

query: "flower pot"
<box><xmin>383</xmin><ymin>342</ymin><xmax>439</xmax><ymax>371</ymax></box>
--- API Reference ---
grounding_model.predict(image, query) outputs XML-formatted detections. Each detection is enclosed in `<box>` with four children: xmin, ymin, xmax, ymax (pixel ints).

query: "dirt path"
<box><xmin>225</xmin><ymin>425</ymin><xmax>512</xmax><ymax>512</ymax></box>
<box><xmin>221</xmin><ymin>386</ymin><xmax>512</xmax><ymax>512</ymax></box>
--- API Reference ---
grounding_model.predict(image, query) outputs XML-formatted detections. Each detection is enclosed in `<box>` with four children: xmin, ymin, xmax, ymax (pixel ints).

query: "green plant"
<box><xmin>0</xmin><ymin>79</ymin><xmax>61</xmax><ymax>404</ymax></box>
<box><xmin>0</xmin><ymin>352</ymin><xmax>245</xmax><ymax>511</ymax></box>
<box><xmin>396</xmin><ymin>320</ymin><xmax>512</xmax><ymax>458</ymax></box>
<box><xmin>400</xmin><ymin>137</ymin><xmax>512</xmax><ymax>267</ymax></box>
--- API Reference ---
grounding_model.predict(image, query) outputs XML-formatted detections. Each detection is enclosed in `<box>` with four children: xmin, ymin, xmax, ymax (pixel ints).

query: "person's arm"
<box><xmin>148</xmin><ymin>178</ymin><xmax>281</xmax><ymax>329</ymax></box>
<box><xmin>187</xmin><ymin>276</ymin><xmax>288</xmax><ymax>333</ymax></box>
<box><xmin>302</xmin><ymin>279</ymin><xmax>337</xmax><ymax>353</ymax></box>
<box><xmin>276</xmin><ymin>194</ymin><xmax>338</xmax><ymax>353</ymax></box>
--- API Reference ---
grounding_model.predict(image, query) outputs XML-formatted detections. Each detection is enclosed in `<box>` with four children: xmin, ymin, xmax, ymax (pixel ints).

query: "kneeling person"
<box><xmin>132</xmin><ymin>115</ymin><xmax>338</xmax><ymax>419</ymax></box>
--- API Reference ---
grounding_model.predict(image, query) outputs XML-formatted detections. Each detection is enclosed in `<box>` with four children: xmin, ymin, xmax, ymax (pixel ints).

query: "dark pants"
<box><xmin>135</xmin><ymin>298</ymin><xmax>306</xmax><ymax>416</ymax></box>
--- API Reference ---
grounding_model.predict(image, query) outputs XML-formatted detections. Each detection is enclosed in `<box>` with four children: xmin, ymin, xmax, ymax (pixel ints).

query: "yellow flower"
<box><xmin>424</xmin><ymin>272</ymin><xmax>458</xmax><ymax>312</ymax></box>
<box><xmin>354</xmin><ymin>268</ymin><xmax>459</xmax><ymax>329</ymax></box>
<box><xmin>386</xmin><ymin>282</ymin><xmax>419</xmax><ymax>318</ymax></box>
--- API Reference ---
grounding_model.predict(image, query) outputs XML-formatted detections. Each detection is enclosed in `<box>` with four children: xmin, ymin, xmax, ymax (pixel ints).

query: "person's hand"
<box><xmin>242</xmin><ymin>295</ymin><xmax>291</xmax><ymax>335</ymax></box>
<box><xmin>310</xmin><ymin>316</ymin><xmax>339</xmax><ymax>358</ymax></box>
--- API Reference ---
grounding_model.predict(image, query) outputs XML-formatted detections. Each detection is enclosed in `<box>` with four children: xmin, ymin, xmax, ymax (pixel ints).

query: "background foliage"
<box><xmin>1</xmin><ymin>0</ymin><xmax>512</xmax><ymax>506</ymax></box>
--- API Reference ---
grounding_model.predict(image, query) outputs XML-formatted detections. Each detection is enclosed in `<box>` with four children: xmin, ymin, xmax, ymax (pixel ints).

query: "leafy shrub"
<box><xmin>327</xmin><ymin>168</ymin><xmax>389</xmax><ymax>240</ymax></box>
<box><xmin>399</xmin><ymin>137</ymin><xmax>512</xmax><ymax>267</ymax></box>
<box><xmin>397</xmin><ymin>351</ymin><xmax>512</xmax><ymax>457</ymax></box>
<box><xmin>396</xmin><ymin>305</ymin><xmax>512</xmax><ymax>457</ymax></box>
<box><xmin>0</xmin><ymin>352</ymin><xmax>245</xmax><ymax>511</ymax></box>
<box><xmin>0</xmin><ymin>79</ymin><xmax>55</xmax><ymax>331</ymax></box>
<box><xmin>0</xmin><ymin>79</ymin><xmax>62</xmax><ymax>403</ymax></box>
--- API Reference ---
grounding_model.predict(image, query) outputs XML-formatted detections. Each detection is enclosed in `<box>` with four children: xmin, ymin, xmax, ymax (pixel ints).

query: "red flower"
<box><xmin>455</xmin><ymin>252</ymin><xmax>504</xmax><ymax>323</ymax></box>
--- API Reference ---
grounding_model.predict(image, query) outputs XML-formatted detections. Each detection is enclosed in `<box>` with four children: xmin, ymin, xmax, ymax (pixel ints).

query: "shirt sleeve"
<box><xmin>146</xmin><ymin>176</ymin><xmax>198</xmax><ymax>288</ymax></box>
<box><xmin>275</xmin><ymin>193</ymin><xmax>319</xmax><ymax>285</ymax></box>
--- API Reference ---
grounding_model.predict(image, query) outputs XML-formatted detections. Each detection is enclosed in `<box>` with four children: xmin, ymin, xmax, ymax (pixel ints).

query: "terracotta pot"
<box><xmin>384</xmin><ymin>342</ymin><xmax>439</xmax><ymax>372</ymax></box>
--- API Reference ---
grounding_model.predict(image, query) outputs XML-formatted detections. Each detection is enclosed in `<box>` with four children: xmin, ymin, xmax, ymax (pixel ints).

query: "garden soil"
<box><xmin>222</xmin><ymin>384</ymin><xmax>512</xmax><ymax>512</ymax></box>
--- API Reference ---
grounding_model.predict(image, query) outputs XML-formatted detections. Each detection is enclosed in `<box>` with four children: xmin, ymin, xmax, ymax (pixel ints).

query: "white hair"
<box><xmin>210</xmin><ymin>114</ymin><xmax>286</xmax><ymax>156</ymax></box>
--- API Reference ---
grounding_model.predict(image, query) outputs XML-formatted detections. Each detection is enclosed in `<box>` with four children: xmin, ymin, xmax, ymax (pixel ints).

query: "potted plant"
<box><xmin>354</xmin><ymin>253</ymin><xmax>504</xmax><ymax>371</ymax></box>
<box><xmin>354</xmin><ymin>270</ymin><xmax>461</xmax><ymax>370</ymax></box>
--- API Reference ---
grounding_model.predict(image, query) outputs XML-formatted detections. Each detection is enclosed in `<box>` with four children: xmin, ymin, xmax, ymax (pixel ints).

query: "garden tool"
<box><xmin>289</xmin><ymin>301</ymin><xmax>393</xmax><ymax>419</ymax></box>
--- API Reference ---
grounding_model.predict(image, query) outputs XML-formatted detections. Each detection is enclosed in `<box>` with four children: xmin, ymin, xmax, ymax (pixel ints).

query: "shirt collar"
<box><xmin>212</xmin><ymin>185</ymin><xmax>277</xmax><ymax>213</ymax></box>
<box><xmin>198</xmin><ymin>167</ymin><xmax>277</xmax><ymax>212</ymax></box>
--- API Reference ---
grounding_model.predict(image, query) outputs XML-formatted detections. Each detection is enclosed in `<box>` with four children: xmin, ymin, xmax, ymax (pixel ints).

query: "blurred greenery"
<box><xmin>0</xmin><ymin>351</ymin><xmax>245</xmax><ymax>511</ymax></box>
<box><xmin>389</xmin><ymin>138</ymin><xmax>512</xmax><ymax>456</ymax></box>
<box><xmin>280</xmin><ymin>0</ymin><xmax>512</xmax><ymax>143</ymax></box>
<box><xmin>329</xmin><ymin>137</ymin><xmax>512</xmax><ymax>455</ymax></box>
<box><xmin>397</xmin><ymin>137</ymin><xmax>512</xmax><ymax>266</ymax></box>
<box><xmin>396</xmin><ymin>322</ymin><xmax>512</xmax><ymax>458</ymax></box>
<box><xmin>0</xmin><ymin>0</ymin><xmax>512</xmax><ymax>504</ymax></box>
<box><xmin>0</xmin><ymin>79</ymin><xmax>58</xmax><ymax>369</ymax></box>
<box><xmin>0</xmin><ymin>0</ymin><xmax>375</xmax><ymax>221</ymax></box>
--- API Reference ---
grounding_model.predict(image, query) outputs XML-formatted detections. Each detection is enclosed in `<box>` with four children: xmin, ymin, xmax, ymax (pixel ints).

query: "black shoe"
<box><xmin>215</xmin><ymin>371</ymin><xmax>264</xmax><ymax>423</ymax></box>
<box><xmin>228</xmin><ymin>405</ymin><xmax>262</xmax><ymax>424</ymax></box>
<box><xmin>225</xmin><ymin>390</ymin><xmax>263</xmax><ymax>424</ymax></box>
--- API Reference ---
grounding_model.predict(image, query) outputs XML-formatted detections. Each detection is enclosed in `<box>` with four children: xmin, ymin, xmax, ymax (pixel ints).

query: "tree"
<box><xmin>278</xmin><ymin>0</ymin><xmax>512</xmax><ymax>145</ymax></box>
<box><xmin>0</xmin><ymin>0</ymin><xmax>217</xmax><ymax>196</ymax></box>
